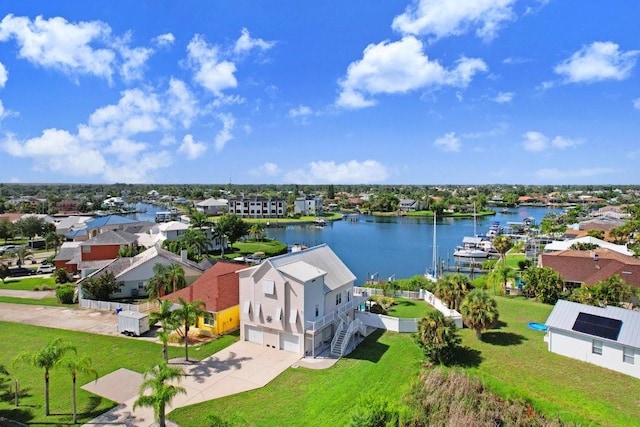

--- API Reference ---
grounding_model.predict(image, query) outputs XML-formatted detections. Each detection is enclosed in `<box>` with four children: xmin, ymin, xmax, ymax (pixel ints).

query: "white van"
<box><xmin>36</xmin><ymin>265</ymin><xmax>56</xmax><ymax>274</ymax></box>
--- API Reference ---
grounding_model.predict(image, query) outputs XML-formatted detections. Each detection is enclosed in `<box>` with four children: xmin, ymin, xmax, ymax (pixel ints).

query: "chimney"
<box><xmin>180</xmin><ymin>249</ymin><xmax>188</xmax><ymax>263</ymax></box>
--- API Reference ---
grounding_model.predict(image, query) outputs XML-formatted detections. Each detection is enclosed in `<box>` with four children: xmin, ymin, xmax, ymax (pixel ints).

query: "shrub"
<box><xmin>369</xmin><ymin>303</ymin><xmax>387</xmax><ymax>315</ymax></box>
<box><xmin>53</xmin><ymin>268</ymin><xmax>71</xmax><ymax>284</ymax></box>
<box><xmin>349</xmin><ymin>397</ymin><xmax>401</xmax><ymax>427</ymax></box>
<box><xmin>56</xmin><ymin>285</ymin><xmax>75</xmax><ymax>304</ymax></box>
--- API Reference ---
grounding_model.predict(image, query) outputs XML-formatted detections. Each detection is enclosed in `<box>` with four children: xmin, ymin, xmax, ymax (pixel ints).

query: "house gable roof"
<box><xmin>162</xmin><ymin>261</ymin><xmax>241</xmax><ymax>312</ymax></box>
<box><xmin>243</xmin><ymin>244</ymin><xmax>355</xmax><ymax>291</ymax></box>
<box><xmin>80</xmin><ymin>230</ymin><xmax>138</xmax><ymax>246</ymax></box>
<box><xmin>540</xmin><ymin>248</ymin><xmax>640</xmax><ymax>287</ymax></box>
<box><xmin>85</xmin><ymin>215</ymin><xmax>137</xmax><ymax>229</ymax></box>
<box><xmin>276</xmin><ymin>260</ymin><xmax>326</xmax><ymax>283</ymax></box>
<box><xmin>546</xmin><ymin>300</ymin><xmax>640</xmax><ymax>348</ymax></box>
<box><xmin>544</xmin><ymin>236</ymin><xmax>634</xmax><ymax>257</ymax></box>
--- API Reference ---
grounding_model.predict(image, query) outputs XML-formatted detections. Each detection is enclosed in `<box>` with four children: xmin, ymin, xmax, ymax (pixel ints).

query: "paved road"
<box><xmin>0</xmin><ymin>302</ymin><xmax>121</xmax><ymax>336</ymax></box>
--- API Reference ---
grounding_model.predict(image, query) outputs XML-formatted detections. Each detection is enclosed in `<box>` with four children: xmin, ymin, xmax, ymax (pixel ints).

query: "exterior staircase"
<box><xmin>331</xmin><ymin>328</ymin><xmax>348</xmax><ymax>357</ymax></box>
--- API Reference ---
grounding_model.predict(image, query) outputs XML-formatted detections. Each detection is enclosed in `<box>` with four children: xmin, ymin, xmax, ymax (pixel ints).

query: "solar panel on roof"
<box><xmin>572</xmin><ymin>312</ymin><xmax>622</xmax><ymax>341</ymax></box>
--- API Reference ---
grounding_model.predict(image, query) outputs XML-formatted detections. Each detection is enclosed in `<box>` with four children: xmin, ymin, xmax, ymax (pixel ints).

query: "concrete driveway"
<box><xmin>82</xmin><ymin>341</ymin><xmax>300</xmax><ymax>426</ymax></box>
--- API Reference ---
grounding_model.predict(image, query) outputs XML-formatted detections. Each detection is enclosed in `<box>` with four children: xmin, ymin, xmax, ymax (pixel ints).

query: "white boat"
<box><xmin>453</xmin><ymin>247</ymin><xmax>490</xmax><ymax>259</ymax></box>
<box><xmin>425</xmin><ymin>213</ymin><xmax>439</xmax><ymax>282</ymax></box>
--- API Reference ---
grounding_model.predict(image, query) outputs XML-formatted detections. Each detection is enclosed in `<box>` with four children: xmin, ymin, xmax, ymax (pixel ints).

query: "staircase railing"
<box><xmin>330</xmin><ymin>319</ymin><xmax>345</xmax><ymax>353</ymax></box>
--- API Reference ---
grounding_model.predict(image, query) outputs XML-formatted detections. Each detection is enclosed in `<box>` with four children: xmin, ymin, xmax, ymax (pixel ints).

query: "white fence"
<box><xmin>79</xmin><ymin>298</ymin><xmax>159</xmax><ymax>313</ymax></box>
<box><xmin>356</xmin><ymin>312</ymin><xmax>418</xmax><ymax>333</ymax></box>
<box><xmin>354</xmin><ymin>286</ymin><xmax>463</xmax><ymax>330</ymax></box>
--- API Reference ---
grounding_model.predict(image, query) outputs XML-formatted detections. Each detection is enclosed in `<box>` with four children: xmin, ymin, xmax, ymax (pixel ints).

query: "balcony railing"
<box><xmin>305</xmin><ymin>295</ymin><xmax>367</xmax><ymax>332</ymax></box>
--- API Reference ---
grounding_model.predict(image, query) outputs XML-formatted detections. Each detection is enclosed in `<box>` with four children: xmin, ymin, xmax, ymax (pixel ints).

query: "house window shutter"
<box><xmin>263</xmin><ymin>280</ymin><xmax>275</xmax><ymax>295</ymax></box>
<box><xmin>243</xmin><ymin>300</ymin><xmax>251</xmax><ymax>315</ymax></box>
<box><xmin>289</xmin><ymin>309</ymin><xmax>298</xmax><ymax>326</ymax></box>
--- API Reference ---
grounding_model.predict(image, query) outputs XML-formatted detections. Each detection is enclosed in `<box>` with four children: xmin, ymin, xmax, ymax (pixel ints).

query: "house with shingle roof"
<box><xmin>162</xmin><ymin>261</ymin><xmax>242</xmax><ymax>336</ymax></box>
<box><xmin>545</xmin><ymin>300</ymin><xmax>640</xmax><ymax>378</ymax></box>
<box><xmin>78</xmin><ymin>245</ymin><xmax>206</xmax><ymax>300</ymax></box>
<box><xmin>539</xmin><ymin>248</ymin><xmax>640</xmax><ymax>290</ymax></box>
<box><xmin>544</xmin><ymin>236</ymin><xmax>634</xmax><ymax>257</ymax></box>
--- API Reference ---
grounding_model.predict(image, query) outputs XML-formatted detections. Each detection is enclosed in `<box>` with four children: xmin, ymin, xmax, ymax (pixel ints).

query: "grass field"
<box><xmin>386</xmin><ymin>297</ymin><xmax>435</xmax><ymax>318</ymax></box>
<box><xmin>0</xmin><ymin>323</ymin><xmax>238</xmax><ymax>425</ymax></box>
<box><xmin>230</xmin><ymin>240</ymin><xmax>288</xmax><ymax>257</ymax></box>
<box><xmin>0</xmin><ymin>296</ymin><xmax>65</xmax><ymax>306</ymax></box>
<box><xmin>171</xmin><ymin>297</ymin><xmax>640</xmax><ymax>426</ymax></box>
<box><xmin>1</xmin><ymin>277</ymin><xmax>57</xmax><ymax>291</ymax></box>
<box><xmin>169</xmin><ymin>330</ymin><xmax>422</xmax><ymax>427</ymax></box>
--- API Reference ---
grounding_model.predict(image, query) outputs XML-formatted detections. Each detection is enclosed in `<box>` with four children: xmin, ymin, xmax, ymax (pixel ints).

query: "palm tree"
<box><xmin>435</xmin><ymin>274</ymin><xmax>472</xmax><ymax>311</ymax></box>
<box><xmin>134</xmin><ymin>362</ymin><xmax>186</xmax><ymax>427</ymax></box>
<box><xmin>492</xmin><ymin>235</ymin><xmax>513</xmax><ymax>262</ymax></box>
<box><xmin>12</xmin><ymin>246</ymin><xmax>34</xmax><ymax>267</ymax></box>
<box><xmin>249</xmin><ymin>222</ymin><xmax>265</xmax><ymax>241</ymax></box>
<box><xmin>150</xmin><ymin>299</ymin><xmax>176</xmax><ymax>362</ymax></box>
<box><xmin>490</xmin><ymin>263</ymin><xmax>517</xmax><ymax>294</ymax></box>
<box><xmin>166</xmin><ymin>264</ymin><xmax>186</xmax><ymax>294</ymax></box>
<box><xmin>415</xmin><ymin>310</ymin><xmax>461</xmax><ymax>365</ymax></box>
<box><xmin>460</xmin><ymin>289</ymin><xmax>499</xmax><ymax>340</ymax></box>
<box><xmin>147</xmin><ymin>264</ymin><xmax>186</xmax><ymax>298</ymax></box>
<box><xmin>211</xmin><ymin>223</ymin><xmax>227</xmax><ymax>257</ymax></box>
<box><xmin>189</xmin><ymin>210</ymin><xmax>210</xmax><ymax>229</ymax></box>
<box><xmin>44</xmin><ymin>231</ymin><xmax>63</xmax><ymax>255</ymax></box>
<box><xmin>172</xmin><ymin>297</ymin><xmax>206</xmax><ymax>361</ymax></box>
<box><xmin>59</xmin><ymin>355</ymin><xmax>97</xmax><ymax>423</ymax></box>
<box><xmin>14</xmin><ymin>338</ymin><xmax>77</xmax><ymax>416</ymax></box>
<box><xmin>180</xmin><ymin>229</ymin><xmax>208</xmax><ymax>259</ymax></box>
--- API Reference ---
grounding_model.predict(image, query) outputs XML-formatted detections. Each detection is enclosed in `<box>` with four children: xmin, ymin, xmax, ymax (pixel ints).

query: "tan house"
<box><xmin>238</xmin><ymin>244</ymin><xmax>367</xmax><ymax>357</ymax></box>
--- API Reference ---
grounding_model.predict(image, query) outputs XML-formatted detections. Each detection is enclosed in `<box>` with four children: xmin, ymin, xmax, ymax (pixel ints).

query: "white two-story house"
<box><xmin>238</xmin><ymin>244</ymin><xmax>367</xmax><ymax>357</ymax></box>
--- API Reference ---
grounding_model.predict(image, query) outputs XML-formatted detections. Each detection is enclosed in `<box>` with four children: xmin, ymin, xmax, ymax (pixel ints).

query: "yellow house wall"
<box><xmin>198</xmin><ymin>305</ymin><xmax>240</xmax><ymax>335</ymax></box>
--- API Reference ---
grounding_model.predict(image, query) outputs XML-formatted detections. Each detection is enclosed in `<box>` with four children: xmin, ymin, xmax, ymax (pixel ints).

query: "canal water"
<box><xmin>133</xmin><ymin>202</ymin><xmax>560</xmax><ymax>284</ymax></box>
<box><xmin>265</xmin><ymin>207</ymin><xmax>561</xmax><ymax>283</ymax></box>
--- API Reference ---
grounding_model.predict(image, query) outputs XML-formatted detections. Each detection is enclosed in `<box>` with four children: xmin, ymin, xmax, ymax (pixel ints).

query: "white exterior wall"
<box><xmin>107</xmin><ymin>259</ymin><xmax>201</xmax><ymax>299</ymax></box>
<box><xmin>323</xmin><ymin>285</ymin><xmax>353</xmax><ymax>317</ymax></box>
<box><xmin>548</xmin><ymin>328</ymin><xmax>640</xmax><ymax>379</ymax></box>
<box><xmin>303</xmin><ymin>279</ymin><xmax>325</xmax><ymax>324</ymax></box>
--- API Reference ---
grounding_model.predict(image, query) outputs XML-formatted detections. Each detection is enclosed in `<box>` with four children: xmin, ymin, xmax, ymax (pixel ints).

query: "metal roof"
<box><xmin>546</xmin><ymin>300</ymin><xmax>640</xmax><ymax>348</ymax></box>
<box><xmin>277</xmin><ymin>260</ymin><xmax>326</xmax><ymax>283</ymax></box>
<box><xmin>248</xmin><ymin>244</ymin><xmax>355</xmax><ymax>291</ymax></box>
<box><xmin>85</xmin><ymin>215</ymin><xmax>137</xmax><ymax>229</ymax></box>
<box><xmin>80</xmin><ymin>230</ymin><xmax>138</xmax><ymax>246</ymax></box>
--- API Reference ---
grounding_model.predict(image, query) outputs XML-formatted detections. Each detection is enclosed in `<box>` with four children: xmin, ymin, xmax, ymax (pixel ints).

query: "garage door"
<box><xmin>246</xmin><ymin>326</ymin><xmax>263</xmax><ymax>345</ymax></box>
<box><xmin>280</xmin><ymin>333</ymin><xmax>300</xmax><ymax>353</ymax></box>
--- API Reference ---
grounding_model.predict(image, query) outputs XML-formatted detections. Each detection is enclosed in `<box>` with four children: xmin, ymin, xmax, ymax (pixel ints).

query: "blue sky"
<box><xmin>0</xmin><ymin>1</ymin><xmax>638</xmax><ymax>185</ymax></box>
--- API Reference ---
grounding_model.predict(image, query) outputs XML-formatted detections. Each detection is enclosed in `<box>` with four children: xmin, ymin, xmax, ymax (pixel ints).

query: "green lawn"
<box><xmin>169</xmin><ymin>330</ymin><xmax>422</xmax><ymax>427</ymax></box>
<box><xmin>173</xmin><ymin>297</ymin><xmax>640</xmax><ymax>426</ymax></box>
<box><xmin>0</xmin><ymin>296</ymin><xmax>66</xmax><ymax>306</ymax></box>
<box><xmin>230</xmin><ymin>239</ymin><xmax>288</xmax><ymax>256</ymax></box>
<box><xmin>459</xmin><ymin>296</ymin><xmax>640</xmax><ymax>426</ymax></box>
<box><xmin>1</xmin><ymin>277</ymin><xmax>57</xmax><ymax>291</ymax></box>
<box><xmin>0</xmin><ymin>323</ymin><xmax>239</xmax><ymax>425</ymax></box>
<box><xmin>386</xmin><ymin>297</ymin><xmax>435</xmax><ymax>318</ymax></box>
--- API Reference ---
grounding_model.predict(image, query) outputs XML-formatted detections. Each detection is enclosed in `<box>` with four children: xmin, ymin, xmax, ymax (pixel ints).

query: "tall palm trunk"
<box><xmin>72</xmin><ymin>374</ymin><xmax>77</xmax><ymax>423</ymax></box>
<box><xmin>184</xmin><ymin>323</ymin><xmax>190</xmax><ymax>361</ymax></box>
<box><xmin>45</xmin><ymin>370</ymin><xmax>50</xmax><ymax>416</ymax></box>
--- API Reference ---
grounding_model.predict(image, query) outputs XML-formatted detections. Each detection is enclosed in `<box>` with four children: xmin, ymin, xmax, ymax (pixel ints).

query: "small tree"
<box><xmin>81</xmin><ymin>271</ymin><xmax>122</xmax><ymax>300</ymax></box>
<box><xmin>460</xmin><ymin>289</ymin><xmax>499</xmax><ymax>340</ymax></box>
<box><xmin>492</xmin><ymin>235</ymin><xmax>513</xmax><ymax>262</ymax></box>
<box><xmin>0</xmin><ymin>263</ymin><xmax>9</xmax><ymax>284</ymax></box>
<box><xmin>134</xmin><ymin>362</ymin><xmax>186</xmax><ymax>427</ymax></box>
<box><xmin>522</xmin><ymin>266</ymin><xmax>564</xmax><ymax>304</ymax></box>
<box><xmin>56</xmin><ymin>285</ymin><xmax>75</xmax><ymax>304</ymax></box>
<box><xmin>150</xmin><ymin>299</ymin><xmax>176</xmax><ymax>362</ymax></box>
<box><xmin>53</xmin><ymin>268</ymin><xmax>71</xmax><ymax>284</ymax></box>
<box><xmin>14</xmin><ymin>338</ymin><xmax>77</xmax><ymax>416</ymax></box>
<box><xmin>44</xmin><ymin>231</ymin><xmax>63</xmax><ymax>254</ymax></box>
<box><xmin>171</xmin><ymin>297</ymin><xmax>206</xmax><ymax>362</ymax></box>
<box><xmin>59</xmin><ymin>355</ymin><xmax>97</xmax><ymax>424</ymax></box>
<box><xmin>12</xmin><ymin>247</ymin><xmax>33</xmax><ymax>267</ymax></box>
<box><xmin>415</xmin><ymin>311</ymin><xmax>461</xmax><ymax>365</ymax></box>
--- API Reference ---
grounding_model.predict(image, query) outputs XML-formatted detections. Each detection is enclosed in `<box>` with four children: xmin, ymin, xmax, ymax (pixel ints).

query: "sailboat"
<box><xmin>453</xmin><ymin>203</ymin><xmax>490</xmax><ymax>259</ymax></box>
<box><xmin>425</xmin><ymin>213</ymin><xmax>438</xmax><ymax>282</ymax></box>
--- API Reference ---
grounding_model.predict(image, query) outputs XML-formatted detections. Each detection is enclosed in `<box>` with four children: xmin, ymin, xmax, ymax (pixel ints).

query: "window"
<box><xmin>592</xmin><ymin>339</ymin><xmax>603</xmax><ymax>355</ymax></box>
<box><xmin>137</xmin><ymin>282</ymin><xmax>145</xmax><ymax>289</ymax></box>
<box><xmin>203</xmin><ymin>312</ymin><xmax>216</xmax><ymax>327</ymax></box>
<box><xmin>336</xmin><ymin>293</ymin><xmax>342</xmax><ymax>305</ymax></box>
<box><xmin>624</xmin><ymin>347</ymin><xmax>635</xmax><ymax>364</ymax></box>
<box><xmin>82</xmin><ymin>246</ymin><xmax>91</xmax><ymax>253</ymax></box>
<box><xmin>315</xmin><ymin>304</ymin><xmax>319</xmax><ymax>317</ymax></box>
<box><xmin>263</xmin><ymin>280</ymin><xmax>275</xmax><ymax>295</ymax></box>
<box><xmin>347</xmin><ymin>291</ymin><xmax>351</xmax><ymax>302</ymax></box>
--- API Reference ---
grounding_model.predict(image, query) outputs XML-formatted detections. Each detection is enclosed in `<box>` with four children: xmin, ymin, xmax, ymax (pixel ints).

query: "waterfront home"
<box><xmin>399</xmin><ymin>199</ymin><xmax>421</xmax><ymax>212</ymax></box>
<box><xmin>544</xmin><ymin>236</ymin><xmax>634</xmax><ymax>257</ymax></box>
<box><xmin>545</xmin><ymin>300</ymin><xmax>640</xmax><ymax>379</ymax></box>
<box><xmin>238</xmin><ymin>244</ymin><xmax>366</xmax><ymax>357</ymax></box>
<box><xmin>294</xmin><ymin>195</ymin><xmax>324</xmax><ymax>216</ymax></box>
<box><xmin>162</xmin><ymin>261</ymin><xmax>241</xmax><ymax>336</ymax></box>
<box><xmin>78</xmin><ymin>246</ymin><xmax>205</xmax><ymax>300</ymax></box>
<box><xmin>195</xmin><ymin>197</ymin><xmax>228</xmax><ymax>215</ymax></box>
<box><xmin>539</xmin><ymin>248</ymin><xmax>640</xmax><ymax>290</ymax></box>
<box><xmin>227</xmin><ymin>195</ymin><xmax>287</xmax><ymax>218</ymax></box>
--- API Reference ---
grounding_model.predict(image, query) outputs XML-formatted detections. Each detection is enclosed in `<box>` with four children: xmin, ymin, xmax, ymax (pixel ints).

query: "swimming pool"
<box><xmin>527</xmin><ymin>322</ymin><xmax>548</xmax><ymax>331</ymax></box>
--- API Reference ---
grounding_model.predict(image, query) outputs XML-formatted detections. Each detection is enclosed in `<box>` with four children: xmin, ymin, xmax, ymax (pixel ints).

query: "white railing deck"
<box><xmin>305</xmin><ymin>295</ymin><xmax>367</xmax><ymax>332</ymax></box>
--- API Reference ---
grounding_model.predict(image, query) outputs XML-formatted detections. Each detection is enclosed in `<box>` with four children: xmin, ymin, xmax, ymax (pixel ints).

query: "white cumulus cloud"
<box><xmin>166</xmin><ymin>78</ymin><xmax>198</xmax><ymax>128</ymax></box>
<box><xmin>523</xmin><ymin>131</ymin><xmax>583</xmax><ymax>152</ymax></box>
<box><xmin>285</xmin><ymin>160</ymin><xmax>389</xmax><ymax>184</ymax></box>
<box><xmin>392</xmin><ymin>0</ymin><xmax>516</xmax><ymax>42</ymax></box>
<box><xmin>0</xmin><ymin>62</ymin><xmax>7</xmax><ymax>88</ymax></box>
<box><xmin>289</xmin><ymin>105</ymin><xmax>313</xmax><ymax>117</ymax></box>
<box><xmin>336</xmin><ymin>36</ymin><xmax>487</xmax><ymax>109</ymax></box>
<box><xmin>234</xmin><ymin>28</ymin><xmax>275</xmax><ymax>54</ymax></box>
<box><xmin>178</xmin><ymin>134</ymin><xmax>207</xmax><ymax>160</ymax></box>
<box><xmin>214</xmin><ymin>113</ymin><xmax>235</xmax><ymax>151</ymax></box>
<box><xmin>153</xmin><ymin>33</ymin><xmax>175</xmax><ymax>47</ymax></box>
<box><xmin>554</xmin><ymin>41</ymin><xmax>640</xmax><ymax>84</ymax></box>
<box><xmin>434</xmin><ymin>132</ymin><xmax>461</xmax><ymax>151</ymax></box>
<box><xmin>551</xmin><ymin>136</ymin><xmax>582</xmax><ymax>149</ymax></box>
<box><xmin>0</xmin><ymin>14</ymin><xmax>116</xmax><ymax>81</ymax></box>
<box><xmin>251</xmin><ymin>162</ymin><xmax>281</xmax><ymax>177</ymax></box>
<box><xmin>187</xmin><ymin>34</ymin><xmax>237</xmax><ymax>95</ymax></box>
<box><xmin>493</xmin><ymin>91</ymin><xmax>513</xmax><ymax>103</ymax></box>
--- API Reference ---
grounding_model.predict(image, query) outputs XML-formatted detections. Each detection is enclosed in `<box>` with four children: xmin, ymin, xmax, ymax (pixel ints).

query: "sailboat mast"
<box><xmin>432</xmin><ymin>212</ymin><xmax>437</xmax><ymax>277</ymax></box>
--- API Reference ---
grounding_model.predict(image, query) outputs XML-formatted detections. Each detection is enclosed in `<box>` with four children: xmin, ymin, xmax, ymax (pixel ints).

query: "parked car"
<box><xmin>36</xmin><ymin>265</ymin><xmax>56</xmax><ymax>274</ymax></box>
<box><xmin>0</xmin><ymin>245</ymin><xmax>19</xmax><ymax>255</ymax></box>
<box><xmin>8</xmin><ymin>267</ymin><xmax>36</xmax><ymax>277</ymax></box>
